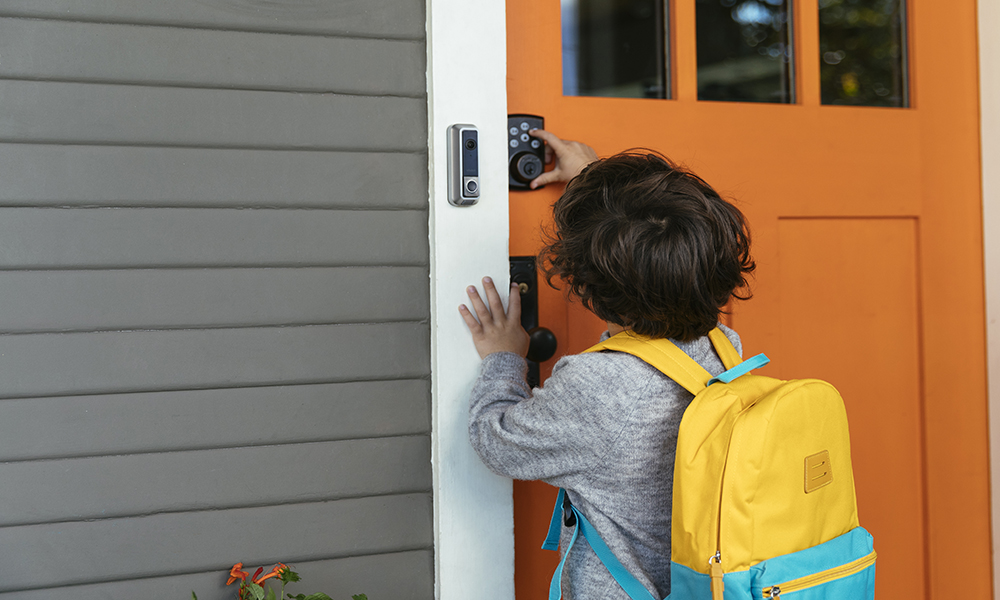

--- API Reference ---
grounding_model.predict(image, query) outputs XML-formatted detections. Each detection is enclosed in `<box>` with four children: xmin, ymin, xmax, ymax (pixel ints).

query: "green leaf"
<box><xmin>287</xmin><ymin>594</ymin><xmax>305</xmax><ymax>600</ymax></box>
<box><xmin>300</xmin><ymin>594</ymin><xmax>333</xmax><ymax>600</ymax></box>
<box><xmin>191</xmin><ymin>593</ymin><xmax>198</xmax><ymax>600</ymax></box>
<box><xmin>281</xmin><ymin>568</ymin><xmax>302</xmax><ymax>584</ymax></box>
<box><xmin>264</xmin><ymin>587</ymin><xmax>277</xmax><ymax>600</ymax></box>
<box><xmin>246</xmin><ymin>583</ymin><xmax>265</xmax><ymax>600</ymax></box>
<box><xmin>352</xmin><ymin>595</ymin><xmax>368</xmax><ymax>600</ymax></box>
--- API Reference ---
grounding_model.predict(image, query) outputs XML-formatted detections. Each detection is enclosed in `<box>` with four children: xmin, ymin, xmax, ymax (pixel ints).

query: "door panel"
<box><xmin>507</xmin><ymin>1</ymin><xmax>989</xmax><ymax>599</ymax></box>
<box><xmin>777</xmin><ymin>217</ymin><xmax>924</xmax><ymax>600</ymax></box>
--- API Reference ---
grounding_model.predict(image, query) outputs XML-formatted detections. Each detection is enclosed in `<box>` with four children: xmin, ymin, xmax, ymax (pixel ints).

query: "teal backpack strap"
<box><xmin>542</xmin><ymin>488</ymin><xmax>566</xmax><ymax>551</ymax></box>
<box><xmin>543</xmin><ymin>490</ymin><xmax>658</xmax><ymax>600</ymax></box>
<box><xmin>706</xmin><ymin>353</ymin><xmax>770</xmax><ymax>385</ymax></box>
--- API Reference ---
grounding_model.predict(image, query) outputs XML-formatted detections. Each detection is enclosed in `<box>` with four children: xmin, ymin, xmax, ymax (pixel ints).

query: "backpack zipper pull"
<box><xmin>709</xmin><ymin>551</ymin><xmax>725</xmax><ymax>600</ymax></box>
<box><xmin>764</xmin><ymin>585</ymin><xmax>781</xmax><ymax>598</ymax></box>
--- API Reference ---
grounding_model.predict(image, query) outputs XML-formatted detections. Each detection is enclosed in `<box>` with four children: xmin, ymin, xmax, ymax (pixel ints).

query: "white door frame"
<box><xmin>426</xmin><ymin>1</ymin><xmax>515</xmax><ymax>599</ymax></box>
<box><xmin>979</xmin><ymin>0</ymin><xmax>1000</xmax><ymax>596</ymax></box>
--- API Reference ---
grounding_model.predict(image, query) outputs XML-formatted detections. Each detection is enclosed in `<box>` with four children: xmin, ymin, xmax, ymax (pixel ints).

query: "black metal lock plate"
<box><xmin>508</xmin><ymin>114</ymin><xmax>545</xmax><ymax>190</ymax></box>
<box><xmin>510</xmin><ymin>256</ymin><xmax>558</xmax><ymax>388</ymax></box>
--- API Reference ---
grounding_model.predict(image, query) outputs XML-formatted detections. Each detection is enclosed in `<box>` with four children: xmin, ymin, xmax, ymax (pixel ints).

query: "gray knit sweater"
<box><xmin>468</xmin><ymin>325</ymin><xmax>741</xmax><ymax>600</ymax></box>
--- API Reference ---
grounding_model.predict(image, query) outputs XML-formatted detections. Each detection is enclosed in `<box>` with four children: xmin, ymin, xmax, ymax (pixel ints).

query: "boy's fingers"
<box><xmin>530</xmin><ymin>169</ymin><xmax>563</xmax><ymax>189</ymax></box>
<box><xmin>529</xmin><ymin>128</ymin><xmax>566</xmax><ymax>152</ymax></box>
<box><xmin>482</xmin><ymin>277</ymin><xmax>506</xmax><ymax>318</ymax></box>
<box><xmin>507</xmin><ymin>282</ymin><xmax>523</xmax><ymax>322</ymax></box>
<box><xmin>466</xmin><ymin>285</ymin><xmax>493</xmax><ymax>323</ymax></box>
<box><xmin>458</xmin><ymin>305</ymin><xmax>483</xmax><ymax>333</ymax></box>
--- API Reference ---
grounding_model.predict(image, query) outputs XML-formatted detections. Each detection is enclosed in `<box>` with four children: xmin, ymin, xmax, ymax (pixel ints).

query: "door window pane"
<box><xmin>562</xmin><ymin>0</ymin><xmax>668</xmax><ymax>99</ymax></box>
<box><xmin>819</xmin><ymin>0</ymin><xmax>907</xmax><ymax>107</ymax></box>
<box><xmin>697</xmin><ymin>0</ymin><xmax>793</xmax><ymax>103</ymax></box>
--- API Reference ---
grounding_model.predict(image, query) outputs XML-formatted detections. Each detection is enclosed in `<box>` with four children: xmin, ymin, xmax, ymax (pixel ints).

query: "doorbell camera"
<box><xmin>448</xmin><ymin>124</ymin><xmax>480</xmax><ymax>206</ymax></box>
<box><xmin>508</xmin><ymin>114</ymin><xmax>545</xmax><ymax>191</ymax></box>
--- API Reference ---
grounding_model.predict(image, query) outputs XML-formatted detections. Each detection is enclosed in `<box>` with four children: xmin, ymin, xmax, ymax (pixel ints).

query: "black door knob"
<box><xmin>526</xmin><ymin>327</ymin><xmax>558</xmax><ymax>363</ymax></box>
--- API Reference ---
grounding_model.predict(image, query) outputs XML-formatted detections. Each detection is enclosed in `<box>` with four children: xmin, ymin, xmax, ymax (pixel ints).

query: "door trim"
<box><xmin>426</xmin><ymin>1</ymin><xmax>514</xmax><ymax>599</ymax></box>
<box><xmin>979</xmin><ymin>0</ymin><xmax>1000</xmax><ymax>595</ymax></box>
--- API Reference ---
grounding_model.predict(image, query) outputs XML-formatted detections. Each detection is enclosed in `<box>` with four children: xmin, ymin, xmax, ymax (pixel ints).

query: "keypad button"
<box><xmin>531</xmin><ymin>139</ymin><xmax>541</xmax><ymax>149</ymax></box>
<box><xmin>509</xmin><ymin>127</ymin><xmax>519</xmax><ymax>136</ymax></box>
<box><xmin>520</xmin><ymin>122</ymin><xmax>530</xmax><ymax>131</ymax></box>
<box><xmin>510</xmin><ymin>139</ymin><xmax>519</xmax><ymax>148</ymax></box>
<box><xmin>520</xmin><ymin>133</ymin><xmax>530</xmax><ymax>142</ymax></box>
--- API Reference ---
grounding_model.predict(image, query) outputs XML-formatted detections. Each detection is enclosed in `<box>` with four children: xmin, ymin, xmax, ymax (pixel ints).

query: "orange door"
<box><xmin>507</xmin><ymin>1</ymin><xmax>990</xmax><ymax>599</ymax></box>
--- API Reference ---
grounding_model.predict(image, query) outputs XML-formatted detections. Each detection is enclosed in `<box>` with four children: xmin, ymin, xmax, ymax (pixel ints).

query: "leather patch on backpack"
<box><xmin>805</xmin><ymin>450</ymin><xmax>833</xmax><ymax>493</ymax></box>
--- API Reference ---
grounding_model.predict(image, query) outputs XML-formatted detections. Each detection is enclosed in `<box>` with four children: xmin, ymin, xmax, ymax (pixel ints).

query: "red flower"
<box><xmin>227</xmin><ymin>563</ymin><xmax>249</xmax><ymax>585</ymax></box>
<box><xmin>253</xmin><ymin>563</ymin><xmax>286</xmax><ymax>586</ymax></box>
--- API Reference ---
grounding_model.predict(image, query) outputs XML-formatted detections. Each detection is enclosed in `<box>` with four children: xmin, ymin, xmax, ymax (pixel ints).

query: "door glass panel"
<box><xmin>819</xmin><ymin>0</ymin><xmax>907</xmax><ymax>107</ymax></box>
<box><xmin>562</xmin><ymin>0</ymin><xmax>668</xmax><ymax>99</ymax></box>
<box><xmin>696</xmin><ymin>0</ymin><xmax>793</xmax><ymax>103</ymax></box>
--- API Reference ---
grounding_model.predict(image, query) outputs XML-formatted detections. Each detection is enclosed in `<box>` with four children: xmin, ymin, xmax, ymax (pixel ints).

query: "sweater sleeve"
<box><xmin>468</xmin><ymin>350</ymin><xmax>647</xmax><ymax>482</ymax></box>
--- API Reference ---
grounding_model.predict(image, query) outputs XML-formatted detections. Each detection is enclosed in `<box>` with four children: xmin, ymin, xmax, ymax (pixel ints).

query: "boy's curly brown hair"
<box><xmin>539</xmin><ymin>151</ymin><xmax>755</xmax><ymax>342</ymax></box>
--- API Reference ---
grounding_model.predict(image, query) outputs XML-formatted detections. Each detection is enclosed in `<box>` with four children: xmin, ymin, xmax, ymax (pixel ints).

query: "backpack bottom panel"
<box><xmin>667</xmin><ymin>527</ymin><xmax>875</xmax><ymax>600</ymax></box>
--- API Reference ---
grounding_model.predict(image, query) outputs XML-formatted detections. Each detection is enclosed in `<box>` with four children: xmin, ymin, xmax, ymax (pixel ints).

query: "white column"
<box><xmin>979</xmin><ymin>1</ymin><xmax>1000</xmax><ymax>596</ymax></box>
<box><xmin>425</xmin><ymin>2</ymin><xmax>514</xmax><ymax>600</ymax></box>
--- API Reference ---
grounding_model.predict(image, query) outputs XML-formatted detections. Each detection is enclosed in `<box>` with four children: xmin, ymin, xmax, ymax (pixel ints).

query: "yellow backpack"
<box><xmin>544</xmin><ymin>328</ymin><xmax>876</xmax><ymax>600</ymax></box>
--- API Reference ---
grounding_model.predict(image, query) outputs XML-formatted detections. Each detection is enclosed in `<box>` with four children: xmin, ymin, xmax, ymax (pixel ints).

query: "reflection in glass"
<box><xmin>696</xmin><ymin>0</ymin><xmax>793</xmax><ymax>103</ymax></box>
<box><xmin>562</xmin><ymin>0</ymin><xmax>667</xmax><ymax>99</ymax></box>
<box><xmin>819</xmin><ymin>0</ymin><xmax>907</xmax><ymax>107</ymax></box>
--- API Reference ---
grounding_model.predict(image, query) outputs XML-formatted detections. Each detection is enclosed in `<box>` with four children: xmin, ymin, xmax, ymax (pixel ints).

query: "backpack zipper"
<box><xmin>709</xmin><ymin>551</ymin><xmax>725</xmax><ymax>600</ymax></box>
<box><xmin>760</xmin><ymin>550</ymin><xmax>877</xmax><ymax>598</ymax></box>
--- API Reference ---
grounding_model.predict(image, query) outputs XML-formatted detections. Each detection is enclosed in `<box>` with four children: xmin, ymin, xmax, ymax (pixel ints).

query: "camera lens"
<box><xmin>465</xmin><ymin>139</ymin><xmax>477</xmax><ymax>150</ymax></box>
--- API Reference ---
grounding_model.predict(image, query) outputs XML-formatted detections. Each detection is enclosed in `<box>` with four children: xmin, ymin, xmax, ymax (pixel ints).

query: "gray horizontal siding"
<box><xmin>0</xmin><ymin>436</ymin><xmax>431</xmax><ymax>526</ymax></box>
<box><xmin>0</xmin><ymin>18</ymin><xmax>425</xmax><ymax>96</ymax></box>
<box><xmin>0</xmin><ymin>380</ymin><xmax>430</xmax><ymax>461</ymax></box>
<box><xmin>0</xmin><ymin>208</ymin><xmax>428</xmax><ymax>268</ymax></box>
<box><xmin>0</xmin><ymin>0</ymin><xmax>425</xmax><ymax>39</ymax></box>
<box><xmin>0</xmin><ymin>80</ymin><xmax>426</xmax><ymax>150</ymax></box>
<box><xmin>0</xmin><ymin>267</ymin><xmax>428</xmax><ymax>332</ymax></box>
<box><xmin>0</xmin><ymin>551</ymin><xmax>433</xmax><ymax>600</ymax></box>
<box><xmin>0</xmin><ymin>322</ymin><xmax>429</xmax><ymax>398</ymax></box>
<box><xmin>0</xmin><ymin>4</ymin><xmax>432</xmax><ymax>598</ymax></box>
<box><xmin>0</xmin><ymin>494</ymin><xmax>433</xmax><ymax>592</ymax></box>
<box><xmin>0</xmin><ymin>144</ymin><xmax>427</xmax><ymax>208</ymax></box>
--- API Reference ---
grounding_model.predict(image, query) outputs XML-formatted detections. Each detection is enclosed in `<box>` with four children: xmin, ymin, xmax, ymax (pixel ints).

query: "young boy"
<box><xmin>458</xmin><ymin>131</ymin><xmax>755</xmax><ymax>600</ymax></box>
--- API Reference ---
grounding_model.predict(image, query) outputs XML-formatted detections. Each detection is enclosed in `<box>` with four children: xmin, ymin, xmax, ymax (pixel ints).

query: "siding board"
<box><xmin>0</xmin><ymin>267</ymin><xmax>429</xmax><ymax>332</ymax></box>
<box><xmin>0</xmin><ymin>494</ymin><xmax>433</xmax><ymax>592</ymax></box>
<box><xmin>0</xmin><ymin>208</ymin><xmax>428</xmax><ymax>268</ymax></box>
<box><xmin>0</xmin><ymin>80</ymin><xmax>426</xmax><ymax>150</ymax></box>
<box><xmin>0</xmin><ymin>18</ymin><xmax>425</xmax><ymax>96</ymax></box>
<box><xmin>0</xmin><ymin>322</ymin><xmax>429</xmax><ymax>398</ymax></box>
<box><xmin>0</xmin><ymin>0</ymin><xmax>433</xmax><ymax>595</ymax></box>
<box><xmin>0</xmin><ymin>144</ymin><xmax>427</xmax><ymax>208</ymax></box>
<box><xmin>0</xmin><ymin>551</ymin><xmax>433</xmax><ymax>600</ymax></box>
<box><xmin>0</xmin><ymin>0</ymin><xmax>425</xmax><ymax>39</ymax></box>
<box><xmin>0</xmin><ymin>437</ymin><xmax>431</xmax><ymax>526</ymax></box>
<box><xmin>0</xmin><ymin>380</ymin><xmax>430</xmax><ymax>461</ymax></box>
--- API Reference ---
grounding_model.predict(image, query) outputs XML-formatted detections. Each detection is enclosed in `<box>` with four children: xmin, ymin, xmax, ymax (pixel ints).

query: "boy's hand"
<box><xmin>528</xmin><ymin>129</ymin><xmax>598</xmax><ymax>189</ymax></box>
<box><xmin>459</xmin><ymin>277</ymin><xmax>530</xmax><ymax>359</ymax></box>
